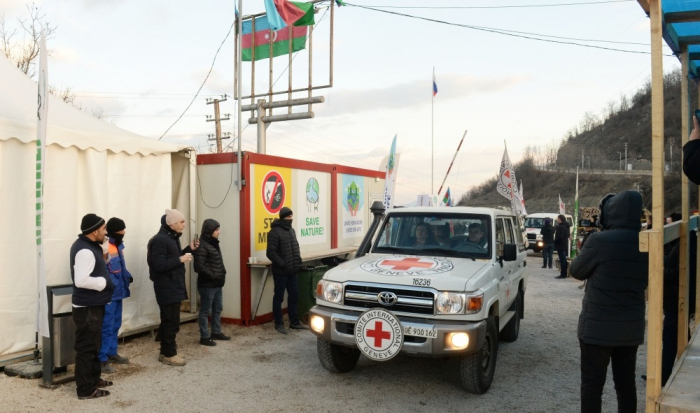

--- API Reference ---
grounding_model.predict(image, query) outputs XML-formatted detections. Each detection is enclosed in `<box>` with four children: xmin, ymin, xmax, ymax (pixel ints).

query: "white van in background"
<box><xmin>523</xmin><ymin>213</ymin><xmax>574</xmax><ymax>253</ymax></box>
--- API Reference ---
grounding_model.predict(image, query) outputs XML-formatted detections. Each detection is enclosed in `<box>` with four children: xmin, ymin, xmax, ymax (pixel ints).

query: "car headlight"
<box><xmin>436</xmin><ymin>292</ymin><xmax>465</xmax><ymax>314</ymax></box>
<box><xmin>317</xmin><ymin>280</ymin><xmax>343</xmax><ymax>303</ymax></box>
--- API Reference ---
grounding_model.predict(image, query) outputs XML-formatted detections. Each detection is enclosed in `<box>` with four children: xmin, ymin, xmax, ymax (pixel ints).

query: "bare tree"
<box><xmin>48</xmin><ymin>85</ymin><xmax>76</xmax><ymax>104</ymax></box>
<box><xmin>0</xmin><ymin>3</ymin><xmax>57</xmax><ymax>78</ymax></box>
<box><xmin>619</xmin><ymin>93</ymin><xmax>629</xmax><ymax>112</ymax></box>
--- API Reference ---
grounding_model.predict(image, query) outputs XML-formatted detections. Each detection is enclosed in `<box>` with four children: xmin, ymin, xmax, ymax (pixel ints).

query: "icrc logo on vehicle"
<box><xmin>360</xmin><ymin>256</ymin><xmax>454</xmax><ymax>276</ymax></box>
<box><xmin>355</xmin><ymin>308</ymin><xmax>403</xmax><ymax>361</ymax></box>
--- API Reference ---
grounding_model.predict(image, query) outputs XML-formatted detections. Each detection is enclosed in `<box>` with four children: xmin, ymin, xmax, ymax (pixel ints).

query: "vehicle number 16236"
<box><xmin>413</xmin><ymin>278</ymin><xmax>431</xmax><ymax>287</ymax></box>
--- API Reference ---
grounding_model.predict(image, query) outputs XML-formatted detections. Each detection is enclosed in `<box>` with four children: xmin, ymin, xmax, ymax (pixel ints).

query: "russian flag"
<box><xmin>432</xmin><ymin>72</ymin><xmax>438</xmax><ymax>97</ymax></box>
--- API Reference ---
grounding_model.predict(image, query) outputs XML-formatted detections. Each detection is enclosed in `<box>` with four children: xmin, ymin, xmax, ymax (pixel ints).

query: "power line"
<box><xmin>345</xmin><ymin>3</ymin><xmax>674</xmax><ymax>56</ymax></box>
<box><xmin>158</xmin><ymin>20</ymin><xmax>235</xmax><ymax>141</ymax></box>
<box><xmin>348</xmin><ymin>0</ymin><xmax>633</xmax><ymax>9</ymax></box>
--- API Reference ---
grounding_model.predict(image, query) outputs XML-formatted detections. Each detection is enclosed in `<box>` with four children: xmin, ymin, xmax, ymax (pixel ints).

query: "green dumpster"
<box><xmin>297</xmin><ymin>265</ymin><xmax>328</xmax><ymax>324</ymax></box>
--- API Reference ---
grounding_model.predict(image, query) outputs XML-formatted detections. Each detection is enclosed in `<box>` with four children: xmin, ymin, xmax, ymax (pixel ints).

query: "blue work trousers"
<box><xmin>98</xmin><ymin>299</ymin><xmax>122</xmax><ymax>362</ymax></box>
<box><xmin>542</xmin><ymin>244</ymin><xmax>554</xmax><ymax>268</ymax></box>
<box><xmin>198</xmin><ymin>287</ymin><xmax>223</xmax><ymax>339</ymax></box>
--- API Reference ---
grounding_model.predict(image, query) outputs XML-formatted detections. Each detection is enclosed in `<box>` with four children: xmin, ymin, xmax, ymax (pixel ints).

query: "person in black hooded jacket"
<box><xmin>266</xmin><ymin>207</ymin><xmax>304</xmax><ymax>334</ymax></box>
<box><xmin>570</xmin><ymin>191</ymin><xmax>648</xmax><ymax>413</ymax></box>
<box><xmin>194</xmin><ymin>219</ymin><xmax>230</xmax><ymax>346</ymax></box>
<box><xmin>554</xmin><ymin>215</ymin><xmax>570</xmax><ymax>279</ymax></box>
<box><xmin>540</xmin><ymin>218</ymin><xmax>555</xmax><ymax>269</ymax></box>
<box><xmin>147</xmin><ymin>209</ymin><xmax>198</xmax><ymax>366</ymax></box>
<box><xmin>682</xmin><ymin>115</ymin><xmax>700</xmax><ymax>185</ymax></box>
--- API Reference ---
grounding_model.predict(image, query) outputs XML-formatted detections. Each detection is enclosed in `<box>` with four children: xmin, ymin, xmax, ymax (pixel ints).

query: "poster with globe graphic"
<box><xmin>294</xmin><ymin>170</ymin><xmax>329</xmax><ymax>247</ymax></box>
<box><xmin>341</xmin><ymin>174</ymin><xmax>365</xmax><ymax>239</ymax></box>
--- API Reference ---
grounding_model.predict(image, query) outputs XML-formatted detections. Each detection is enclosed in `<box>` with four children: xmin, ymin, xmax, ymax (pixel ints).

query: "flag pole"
<box><xmin>236</xmin><ymin>0</ymin><xmax>243</xmax><ymax>191</ymax></box>
<box><xmin>431</xmin><ymin>66</ymin><xmax>434</xmax><ymax>195</ymax></box>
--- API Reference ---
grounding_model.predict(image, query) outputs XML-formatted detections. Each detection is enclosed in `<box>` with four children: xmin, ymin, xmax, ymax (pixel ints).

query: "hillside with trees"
<box><xmin>459</xmin><ymin>69</ymin><xmax>697</xmax><ymax>215</ymax></box>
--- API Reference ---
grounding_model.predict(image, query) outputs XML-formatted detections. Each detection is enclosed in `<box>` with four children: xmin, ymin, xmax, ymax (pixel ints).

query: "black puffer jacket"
<box><xmin>540</xmin><ymin>221</ymin><xmax>555</xmax><ymax>244</ymax></box>
<box><xmin>147</xmin><ymin>218</ymin><xmax>192</xmax><ymax>306</ymax></box>
<box><xmin>664</xmin><ymin>231</ymin><xmax>697</xmax><ymax>314</ymax></box>
<box><xmin>554</xmin><ymin>220</ymin><xmax>570</xmax><ymax>250</ymax></box>
<box><xmin>266</xmin><ymin>219</ymin><xmax>302</xmax><ymax>275</ymax></box>
<box><xmin>683</xmin><ymin>140</ymin><xmax>700</xmax><ymax>185</ymax></box>
<box><xmin>194</xmin><ymin>219</ymin><xmax>226</xmax><ymax>288</ymax></box>
<box><xmin>570</xmin><ymin>191</ymin><xmax>649</xmax><ymax>346</ymax></box>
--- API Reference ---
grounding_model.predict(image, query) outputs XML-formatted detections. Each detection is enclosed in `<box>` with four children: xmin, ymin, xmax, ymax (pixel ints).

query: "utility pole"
<box><xmin>206</xmin><ymin>95</ymin><xmax>230</xmax><ymax>153</ymax></box>
<box><xmin>669</xmin><ymin>138</ymin><xmax>673</xmax><ymax>170</ymax></box>
<box><xmin>581</xmin><ymin>149</ymin><xmax>585</xmax><ymax>169</ymax></box>
<box><xmin>624</xmin><ymin>142</ymin><xmax>628</xmax><ymax>172</ymax></box>
<box><xmin>618</xmin><ymin>151</ymin><xmax>622</xmax><ymax>170</ymax></box>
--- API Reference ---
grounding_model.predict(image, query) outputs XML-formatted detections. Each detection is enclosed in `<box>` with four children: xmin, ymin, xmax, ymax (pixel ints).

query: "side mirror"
<box><xmin>502</xmin><ymin>244</ymin><xmax>518</xmax><ymax>262</ymax></box>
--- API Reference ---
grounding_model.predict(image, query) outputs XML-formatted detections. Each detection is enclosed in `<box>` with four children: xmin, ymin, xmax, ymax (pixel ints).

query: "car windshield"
<box><xmin>372</xmin><ymin>213</ymin><xmax>491</xmax><ymax>259</ymax></box>
<box><xmin>524</xmin><ymin>218</ymin><xmax>546</xmax><ymax>228</ymax></box>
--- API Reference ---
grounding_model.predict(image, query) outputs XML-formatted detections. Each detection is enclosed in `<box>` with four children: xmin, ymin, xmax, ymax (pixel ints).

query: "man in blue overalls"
<box><xmin>99</xmin><ymin>218</ymin><xmax>133</xmax><ymax>373</ymax></box>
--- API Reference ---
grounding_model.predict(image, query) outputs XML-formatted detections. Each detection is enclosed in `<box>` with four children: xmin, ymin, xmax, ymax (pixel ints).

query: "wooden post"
<box><xmin>646</xmin><ymin>0</ymin><xmax>665</xmax><ymax>411</ymax></box>
<box><xmin>679</xmin><ymin>45</ymin><xmax>690</xmax><ymax>358</ymax></box>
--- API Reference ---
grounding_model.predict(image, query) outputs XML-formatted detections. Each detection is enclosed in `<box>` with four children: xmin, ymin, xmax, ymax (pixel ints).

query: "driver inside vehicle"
<box><xmin>467</xmin><ymin>223</ymin><xmax>488</xmax><ymax>248</ymax></box>
<box><xmin>435</xmin><ymin>224</ymin><xmax>451</xmax><ymax>247</ymax></box>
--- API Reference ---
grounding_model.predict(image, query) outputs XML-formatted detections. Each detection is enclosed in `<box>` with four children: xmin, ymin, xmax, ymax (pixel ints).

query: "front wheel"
<box><xmin>317</xmin><ymin>338</ymin><xmax>360</xmax><ymax>373</ymax></box>
<box><xmin>459</xmin><ymin>317</ymin><xmax>498</xmax><ymax>394</ymax></box>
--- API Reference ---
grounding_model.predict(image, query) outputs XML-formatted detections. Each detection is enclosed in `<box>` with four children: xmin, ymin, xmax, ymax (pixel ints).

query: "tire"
<box><xmin>317</xmin><ymin>338</ymin><xmax>360</xmax><ymax>373</ymax></box>
<box><xmin>460</xmin><ymin>317</ymin><xmax>498</xmax><ymax>394</ymax></box>
<box><xmin>499</xmin><ymin>293</ymin><xmax>521</xmax><ymax>342</ymax></box>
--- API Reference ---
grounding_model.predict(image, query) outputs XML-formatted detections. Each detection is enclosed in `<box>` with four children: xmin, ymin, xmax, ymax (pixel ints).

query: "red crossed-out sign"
<box><xmin>366</xmin><ymin>320</ymin><xmax>391</xmax><ymax>347</ymax></box>
<box><xmin>380</xmin><ymin>257</ymin><xmax>434</xmax><ymax>271</ymax></box>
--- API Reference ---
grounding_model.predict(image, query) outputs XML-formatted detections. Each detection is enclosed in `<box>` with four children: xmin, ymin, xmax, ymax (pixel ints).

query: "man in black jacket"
<box><xmin>194</xmin><ymin>219</ymin><xmax>230</xmax><ymax>346</ymax></box>
<box><xmin>554</xmin><ymin>214</ymin><xmax>570</xmax><ymax>279</ymax></box>
<box><xmin>540</xmin><ymin>218</ymin><xmax>555</xmax><ymax>269</ymax></box>
<box><xmin>70</xmin><ymin>213</ymin><xmax>115</xmax><ymax>399</ymax></box>
<box><xmin>266</xmin><ymin>207</ymin><xmax>304</xmax><ymax>334</ymax></box>
<box><xmin>570</xmin><ymin>191</ymin><xmax>648</xmax><ymax>413</ymax></box>
<box><xmin>147</xmin><ymin>209</ymin><xmax>198</xmax><ymax>366</ymax></box>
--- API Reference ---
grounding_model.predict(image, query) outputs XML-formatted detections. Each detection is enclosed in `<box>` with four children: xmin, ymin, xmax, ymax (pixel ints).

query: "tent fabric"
<box><xmin>0</xmin><ymin>56</ymin><xmax>184</xmax><ymax>156</ymax></box>
<box><xmin>0</xmin><ymin>55</ymin><xmax>192</xmax><ymax>356</ymax></box>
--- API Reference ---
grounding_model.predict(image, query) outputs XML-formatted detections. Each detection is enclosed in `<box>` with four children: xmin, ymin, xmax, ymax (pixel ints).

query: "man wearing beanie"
<box><xmin>98</xmin><ymin>218</ymin><xmax>133</xmax><ymax>374</ymax></box>
<box><xmin>70</xmin><ymin>213</ymin><xmax>115</xmax><ymax>399</ymax></box>
<box><xmin>266</xmin><ymin>207</ymin><xmax>304</xmax><ymax>334</ymax></box>
<box><xmin>147</xmin><ymin>209</ymin><xmax>198</xmax><ymax>366</ymax></box>
<box><xmin>194</xmin><ymin>219</ymin><xmax>230</xmax><ymax>346</ymax></box>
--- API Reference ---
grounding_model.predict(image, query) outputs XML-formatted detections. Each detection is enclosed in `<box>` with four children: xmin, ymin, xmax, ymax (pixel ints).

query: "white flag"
<box><xmin>559</xmin><ymin>194</ymin><xmax>565</xmax><ymax>215</ymax></box>
<box><xmin>519</xmin><ymin>181</ymin><xmax>527</xmax><ymax>215</ymax></box>
<box><xmin>496</xmin><ymin>144</ymin><xmax>517</xmax><ymax>214</ymax></box>
<box><xmin>36</xmin><ymin>32</ymin><xmax>49</xmax><ymax>338</ymax></box>
<box><xmin>382</xmin><ymin>135</ymin><xmax>399</xmax><ymax>210</ymax></box>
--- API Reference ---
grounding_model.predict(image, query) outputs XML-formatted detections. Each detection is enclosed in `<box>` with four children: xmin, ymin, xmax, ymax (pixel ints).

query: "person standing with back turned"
<box><xmin>540</xmin><ymin>218</ymin><xmax>555</xmax><ymax>269</ymax></box>
<box><xmin>570</xmin><ymin>191</ymin><xmax>648</xmax><ymax>413</ymax></box>
<box><xmin>554</xmin><ymin>214</ymin><xmax>570</xmax><ymax>279</ymax></box>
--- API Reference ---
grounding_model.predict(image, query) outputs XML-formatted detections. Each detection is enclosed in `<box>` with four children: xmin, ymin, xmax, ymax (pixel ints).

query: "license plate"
<box><xmin>403</xmin><ymin>325</ymin><xmax>437</xmax><ymax>339</ymax></box>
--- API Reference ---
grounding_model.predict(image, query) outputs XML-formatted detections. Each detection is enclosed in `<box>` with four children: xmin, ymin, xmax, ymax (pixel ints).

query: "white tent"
<box><xmin>0</xmin><ymin>56</ymin><xmax>195</xmax><ymax>357</ymax></box>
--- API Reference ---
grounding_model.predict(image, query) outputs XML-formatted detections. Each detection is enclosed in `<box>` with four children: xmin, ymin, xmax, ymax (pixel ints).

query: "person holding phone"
<box><xmin>683</xmin><ymin>112</ymin><xmax>700</xmax><ymax>184</ymax></box>
<box><xmin>147</xmin><ymin>209</ymin><xmax>198</xmax><ymax>366</ymax></box>
<box><xmin>193</xmin><ymin>219</ymin><xmax>229</xmax><ymax>346</ymax></box>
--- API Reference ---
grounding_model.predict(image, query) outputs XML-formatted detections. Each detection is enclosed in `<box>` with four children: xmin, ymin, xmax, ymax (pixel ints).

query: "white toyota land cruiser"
<box><xmin>308</xmin><ymin>202</ymin><xmax>528</xmax><ymax>394</ymax></box>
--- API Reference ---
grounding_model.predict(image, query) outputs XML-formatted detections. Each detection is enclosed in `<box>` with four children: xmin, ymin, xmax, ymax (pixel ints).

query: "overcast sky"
<box><xmin>0</xmin><ymin>0</ymin><xmax>680</xmax><ymax>205</ymax></box>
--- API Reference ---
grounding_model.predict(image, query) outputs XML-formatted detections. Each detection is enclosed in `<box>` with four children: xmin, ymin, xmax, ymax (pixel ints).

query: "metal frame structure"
<box><xmin>233</xmin><ymin>0</ymin><xmax>334</xmax><ymax>156</ymax></box>
<box><xmin>636</xmin><ymin>1</ymin><xmax>700</xmax><ymax>411</ymax></box>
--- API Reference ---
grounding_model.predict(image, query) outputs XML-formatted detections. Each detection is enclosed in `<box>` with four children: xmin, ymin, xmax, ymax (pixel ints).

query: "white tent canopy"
<box><xmin>0</xmin><ymin>56</ymin><xmax>194</xmax><ymax>357</ymax></box>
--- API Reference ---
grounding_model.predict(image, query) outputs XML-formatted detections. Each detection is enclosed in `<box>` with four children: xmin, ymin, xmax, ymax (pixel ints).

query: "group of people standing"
<box><xmin>538</xmin><ymin>214</ymin><xmax>571</xmax><ymax>279</ymax></box>
<box><xmin>69</xmin><ymin>209</ymin><xmax>230</xmax><ymax>399</ymax></box>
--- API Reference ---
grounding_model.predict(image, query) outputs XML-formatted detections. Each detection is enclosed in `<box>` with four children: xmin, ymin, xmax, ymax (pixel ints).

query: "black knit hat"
<box><xmin>106</xmin><ymin>217</ymin><xmax>126</xmax><ymax>234</ymax></box>
<box><xmin>279</xmin><ymin>207</ymin><xmax>293</xmax><ymax>219</ymax></box>
<box><xmin>81</xmin><ymin>213</ymin><xmax>105</xmax><ymax>234</ymax></box>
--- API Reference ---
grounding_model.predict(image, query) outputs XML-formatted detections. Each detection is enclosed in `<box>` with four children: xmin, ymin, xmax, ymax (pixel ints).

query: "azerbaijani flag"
<box><xmin>432</xmin><ymin>72</ymin><xmax>438</xmax><ymax>97</ymax></box>
<box><xmin>264</xmin><ymin>0</ymin><xmax>315</xmax><ymax>30</ymax></box>
<box><xmin>443</xmin><ymin>187</ymin><xmax>451</xmax><ymax>206</ymax></box>
<box><xmin>242</xmin><ymin>16</ymin><xmax>308</xmax><ymax>61</ymax></box>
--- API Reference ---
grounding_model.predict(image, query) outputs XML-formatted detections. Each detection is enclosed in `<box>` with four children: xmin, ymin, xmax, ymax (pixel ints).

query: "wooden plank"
<box><xmin>679</xmin><ymin>46</ymin><xmax>690</xmax><ymax>358</ymax></box>
<box><xmin>638</xmin><ymin>0</ymin><xmax>650</xmax><ymax>14</ymax></box>
<box><xmin>648</xmin><ymin>1</ymin><xmax>665</xmax><ymax>411</ymax></box>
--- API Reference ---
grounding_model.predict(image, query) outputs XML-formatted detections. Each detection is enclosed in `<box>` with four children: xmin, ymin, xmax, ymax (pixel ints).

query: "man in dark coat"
<box><xmin>147</xmin><ymin>209</ymin><xmax>198</xmax><ymax>366</ymax></box>
<box><xmin>266</xmin><ymin>207</ymin><xmax>304</xmax><ymax>334</ymax></box>
<box><xmin>682</xmin><ymin>115</ymin><xmax>700</xmax><ymax>185</ymax></box>
<box><xmin>570</xmin><ymin>191</ymin><xmax>648</xmax><ymax>413</ymax></box>
<box><xmin>194</xmin><ymin>219</ymin><xmax>230</xmax><ymax>346</ymax></box>
<box><xmin>554</xmin><ymin>214</ymin><xmax>570</xmax><ymax>279</ymax></box>
<box><xmin>540</xmin><ymin>218</ymin><xmax>555</xmax><ymax>269</ymax></box>
<box><xmin>70</xmin><ymin>213</ymin><xmax>115</xmax><ymax>399</ymax></box>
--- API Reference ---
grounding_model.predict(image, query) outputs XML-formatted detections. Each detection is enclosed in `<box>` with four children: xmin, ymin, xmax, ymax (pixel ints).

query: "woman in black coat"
<box><xmin>570</xmin><ymin>191</ymin><xmax>648</xmax><ymax>413</ymax></box>
<box><xmin>194</xmin><ymin>219</ymin><xmax>229</xmax><ymax>345</ymax></box>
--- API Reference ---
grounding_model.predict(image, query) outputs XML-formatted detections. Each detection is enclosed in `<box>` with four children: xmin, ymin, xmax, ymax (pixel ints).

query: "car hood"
<box><xmin>323</xmin><ymin>253</ymin><xmax>490</xmax><ymax>291</ymax></box>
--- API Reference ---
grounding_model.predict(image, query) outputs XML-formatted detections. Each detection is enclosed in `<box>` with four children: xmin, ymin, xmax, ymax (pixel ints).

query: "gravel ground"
<box><xmin>1</xmin><ymin>255</ymin><xmax>651</xmax><ymax>413</ymax></box>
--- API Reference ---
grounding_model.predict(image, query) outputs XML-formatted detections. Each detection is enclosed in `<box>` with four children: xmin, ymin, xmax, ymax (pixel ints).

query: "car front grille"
<box><xmin>527</xmin><ymin>234</ymin><xmax>537</xmax><ymax>240</ymax></box>
<box><xmin>343</xmin><ymin>283</ymin><xmax>435</xmax><ymax>315</ymax></box>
